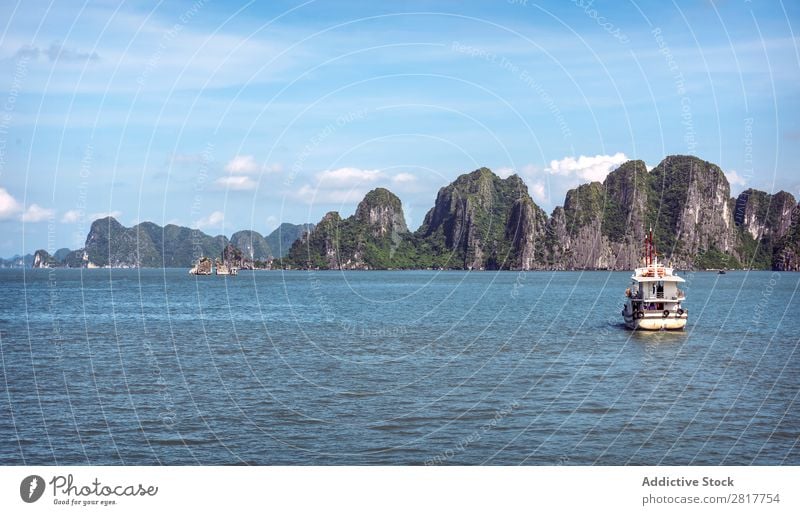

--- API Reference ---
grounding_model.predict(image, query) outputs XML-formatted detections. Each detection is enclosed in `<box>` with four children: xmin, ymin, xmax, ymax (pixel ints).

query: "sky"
<box><xmin>0</xmin><ymin>0</ymin><xmax>798</xmax><ymax>256</ymax></box>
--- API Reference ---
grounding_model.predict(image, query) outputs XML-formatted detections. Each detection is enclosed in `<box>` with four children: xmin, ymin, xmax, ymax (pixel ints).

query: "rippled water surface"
<box><xmin>0</xmin><ymin>268</ymin><xmax>797</xmax><ymax>465</ymax></box>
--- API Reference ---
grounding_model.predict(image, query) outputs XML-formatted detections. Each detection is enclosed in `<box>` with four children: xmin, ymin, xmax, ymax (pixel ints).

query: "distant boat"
<box><xmin>718</xmin><ymin>269</ymin><xmax>727</xmax><ymax>275</ymax></box>
<box><xmin>215</xmin><ymin>263</ymin><xmax>238</xmax><ymax>276</ymax></box>
<box><xmin>621</xmin><ymin>229</ymin><xmax>688</xmax><ymax>331</ymax></box>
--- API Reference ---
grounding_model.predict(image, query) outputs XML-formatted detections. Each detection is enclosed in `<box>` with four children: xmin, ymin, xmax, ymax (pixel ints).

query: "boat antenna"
<box><xmin>650</xmin><ymin>226</ymin><xmax>655</xmax><ymax>265</ymax></box>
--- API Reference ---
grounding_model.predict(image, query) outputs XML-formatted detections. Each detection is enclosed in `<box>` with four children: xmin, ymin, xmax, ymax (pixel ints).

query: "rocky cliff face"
<box><xmin>230</xmin><ymin>230</ymin><xmax>272</xmax><ymax>260</ymax></box>
<box><xmin>22</xmin><ymin>219</ymin><xmax>313</xmax><ymax>269</ymax></box>
<box><xmin>545</xmin><ymin>160</ymin><xmax>649</xmax><ymax>269</ymax></box>
<box><xmin>732</xmin><ymin>189</ymin><xmax>797</xmax><ymax>269</ymax></box>
<box><xmin>285</xmin><ymin>188</ymin><xmax>413</xmax><ymax>269</ymax></box>
<box><xmin>287</xmin><ymin>212</ymin><xmax>350</xmax><ymax>269</ymax></box>
<box><xmin>734</xmin><ymin>189</ymin><xmax>796</xmax><ymax>240</ymax></box>
<box><xmin>285</xmin><ymin>157</ymin><xmax>799</xmax><ymax>271</ymax></box>
<box><xmin>506</xmin><ymin>194</ymin><xmax>548</xmax><ymax>270</ymax></box>
<box><xmin>415</xmin><ymin>169</ymin><xmax>547</xmax><ymax>270</ymax></box>
<box><xmin>29</xmin><ymin>155</ymin><xmax>798</xmax><ymax>271</ymax></box>
<box><xmin>546</xmin><ymin>156</ymin><xmax>745</xmax><ymax>269</ymax></box>
<box><xmin>264</xmin><ymin>223</ymin><xmax>315</xmax><ymax>258</ymax></box>
<box><xmin>773</xmin><ymin>203</ymin><xmax>800</xmax><ymax>271</ymax></box>
<box><xmin>135</xmin><ymin>221</ymin><xmax>228</xmax><ymax>268</ymax></box>
<box><xmin>80</xmin><ymin>217</ymin><xmax>228</xmax><ymax>268</ymax></box>
<box><xmin>83</xmin><ymin>217</ymin><xmax>157</xmax><ymax>267</ymax></box>
<box><xmin>32</xmin><ymin>249</ymin><xmax>58</xmax><ymax>268</ymax></box>
<box><xmin>649</xmin><ymin>155</ymin><xmax>738</xmax><ymax>267</ymax></box>
<box><xmin>355</xmin><ymin>188</ymin><xmax>409</xmax><ymax>238</ymax></box>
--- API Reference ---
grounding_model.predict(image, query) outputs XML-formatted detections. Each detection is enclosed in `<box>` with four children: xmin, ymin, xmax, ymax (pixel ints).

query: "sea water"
<box><xmin>0</xmin><ymin>268</ymin><xmax>797</xmax><ymax>465</ymax></box>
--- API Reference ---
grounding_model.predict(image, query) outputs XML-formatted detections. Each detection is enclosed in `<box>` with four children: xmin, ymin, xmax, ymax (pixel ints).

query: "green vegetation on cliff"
<box><xmin>264</xmin><ymin>223</ymin><xmax>315</xmax><ymax>258</ymax></box>
<box><xmin>414</xmin><ymin>169</ymin><xmax>545</xmax><ymax>269</ymax></box>
<box><xmin>27</xmin><ymin>156</ymin><xmax>799</xmax><ymax>271</ymax></box>
<box><xmin>284</xmin><ymin>188</ymin><xmax>416</xmax><ymax>269</ymax></box>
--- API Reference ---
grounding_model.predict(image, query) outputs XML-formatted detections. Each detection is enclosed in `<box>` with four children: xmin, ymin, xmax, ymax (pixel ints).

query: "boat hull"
<box><xmin>623</xmin><ymin>312</ymin><xmax>687</xmax><ymax>331</ymax></box>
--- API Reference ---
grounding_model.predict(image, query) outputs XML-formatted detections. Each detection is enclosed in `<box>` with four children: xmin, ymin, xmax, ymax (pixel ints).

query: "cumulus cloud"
<box><xmin>391</xmin><ymin>172</ymin><xmax>417</xmax><ymax>184</ymax></box>
<box><xmin>224</xmin><ymin>155</ymin><xmax>259</xmax><ymax>174</ymax></box>
<box><xmin>215</xmin><ymin>176</ymin><xmax>257</xmax><ymax>191</ymax></box>
<box><xmin>61</xmin><ymin>209</ymin><xmax>82</xmax><ymax>223</ymax></box>
<box><xmin>546</xmin><ymin>152</ymin><xmax>629</xmax><ymax>182</ymax></box>
<box><xmin>293</xmin><ymin>167</ymin><xmax>380</xmax><ymax>204</ymax></box>
<box><xmin>223</xmin><ymin>155</ymin><xmax>280</xmax><ymax>173</ymax></box>
<box><xmin>21</xmin><ymin>204</ymin><xmax>55</xmax><ymax>222</ymax></box>
<box><xmin>0</xmin><ymin>188</ymin><xmax>54</xmax><ymax>222</ymax></box>
<box><xmin>494</xmin><ymin>164</ymin><xmax>548</xmax><ymax>203</ymax></box>
<box><xmin>295</xmin><ymin>184</ymin><xmax>368</xmax><ymax>204</ymax></box>
<box><xmin>294</xmin><ymin>167</ymin><xmax>417</xmax><ymax>204</ymax></box>
<box><xmin>316</xmin><ymin>167</ymin><xmax>383</xmax><ymax>186</ymax></box>
<box><xmin>724</xmin><ymin>170</ymin><xmax>748</xmax><ymax>187</ymax></box>
<box><xmin>195</xmin><ymin>211</ymin><xmax>225</xmax><ymax>230</ymax></box>
<box><xmin>529</xmin><ymin>181</ymin><xmax>547</xmax><ymax>203</ymax></box>
<box><xmin>494</xmin><ymin>167</ymin><xmax>516</xmax><ymax>179</ymax></box>
<box><xmin>0</xmin><ymin>187</ymin><xmax>22</xmax><ymax>220</ymax></box>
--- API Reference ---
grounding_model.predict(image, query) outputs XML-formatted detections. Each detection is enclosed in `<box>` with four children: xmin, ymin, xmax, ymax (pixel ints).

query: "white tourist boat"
<box><xmin>622</xmin><ymin>229</ymin><xmax>688</xmax><ymax>330</ymax></box>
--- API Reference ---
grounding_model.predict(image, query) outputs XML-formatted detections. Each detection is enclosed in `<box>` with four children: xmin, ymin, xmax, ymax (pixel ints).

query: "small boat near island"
<box><xmin>622</xmin><ymin>229</ymin><xmax>688</xmax><ymax>330</ymax></box>
<box><xmin>215</xmin><ymin>260</ymin><xmax>238</xmax><ymax>276</ymax></box>
<box><xmin>188</xmin><ymin>256</ymin><xmax>237</xmax><ymax>276</ymax></box>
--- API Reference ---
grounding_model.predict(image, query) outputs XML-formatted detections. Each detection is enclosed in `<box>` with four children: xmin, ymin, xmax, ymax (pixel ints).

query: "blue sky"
<box><xmin>1</xmin><ymin>0</ymin><xmax>798</xmax><ymax>255</ymax></box>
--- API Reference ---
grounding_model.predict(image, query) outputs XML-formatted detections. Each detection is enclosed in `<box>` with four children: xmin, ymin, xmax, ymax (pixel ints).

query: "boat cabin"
<box><xmin>628</xmin><ymin>277</ymin><xmax>684</xmax><ymax>311</ymax></box>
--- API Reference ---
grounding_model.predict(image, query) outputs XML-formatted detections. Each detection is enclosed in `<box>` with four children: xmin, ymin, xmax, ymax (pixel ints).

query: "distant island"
<box><xmin>23</xmin><ymin>155</ymin><xmax>800</xmax><ymax>272</ymax></box>
<box><xmin>28</xmin><ymin>222</ymin><xmax>314</xmax><ymax>270</ymax></box>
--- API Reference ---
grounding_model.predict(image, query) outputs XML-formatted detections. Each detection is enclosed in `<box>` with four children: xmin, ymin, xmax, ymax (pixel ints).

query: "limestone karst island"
<box><xmin>24</xmin><ymin>155</ymin><xmax>800</xmax><ymax>273</ymax></box>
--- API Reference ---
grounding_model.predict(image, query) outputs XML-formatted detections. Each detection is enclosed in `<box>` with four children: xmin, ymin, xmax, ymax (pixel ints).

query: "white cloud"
<box><xmin>61</xmin><ymin>209</ymin><xmax>82</xmax><ymax>223</ymax></box>
<box><xmin>195</xmin><ymin>211</ymin><xmax>225</xmax><ymax>230</ymax></box>
<box><xmin>21</xmin><ymin>204</ymin><xmax>55</xmax><ymax>222</ymax></box>
<box><xmin>223</xmin><ymin>156</ymin><xmax>281</xmax><ymax>175</ymax></box>
<box><xmin>216</xmin><ymin>176</ymin><xmax>257</xmax><ymax>191</ymax></box>
<box><xmin>0</xmin><ymin>189</ymin><xmax>56</xmax><ymax>222</ymax></box>
<box><xmin>0</xmin><ymin>187</ymin><xmax>22</xmax><ymax>220</ymax></box>
<box><xmin>316</xmin><ymin>167</ymin><xmax>383</xmax><ymax>186</ymax></box>
<box><xmin>295</xmin><ymin>184</ymin><xmax>368</xmax><ymax>204</ymax></box>
<box><xmin>496</xmin><ymin>164</ymin><xmax>549</xmax><ymax>203</ymax></box>
<box><xmin>725</xmin><ymin>169</ymin><xmax>748</xmax><ymax>187</ymax></box>
<box><xmin>546</xmin><ymin>152</ymin><xmax>629</xmax><ymax>182</ymax></box>
<box><xmin>495</xmin><ymin>167</ymin><xmax>515</xmax><ymax>179</ymax></box>
<box><xmin>293</xmin><ymin>167</ymin><xmax>389</xmax><ymax>204</ymax></box>
<box><xmin>529</xmin><ymin>181</ymin><xmax>547</xmax><ymax>203</ymax></box>
<box><xmin>391</xmin><ymin>172</ymin><xmax>417</xmax><ymax>184</ymax></box>
<box><xmin>224</xmin><ymin>155</ymin><xmax>259</xmax><ymax>174</ymax></box>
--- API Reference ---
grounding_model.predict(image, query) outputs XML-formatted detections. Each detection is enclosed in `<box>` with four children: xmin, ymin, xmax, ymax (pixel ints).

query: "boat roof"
<box><xmin>631</xmin><ymin>275</ymin><xmax>685</xmax><ymax>283</ymax></box>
